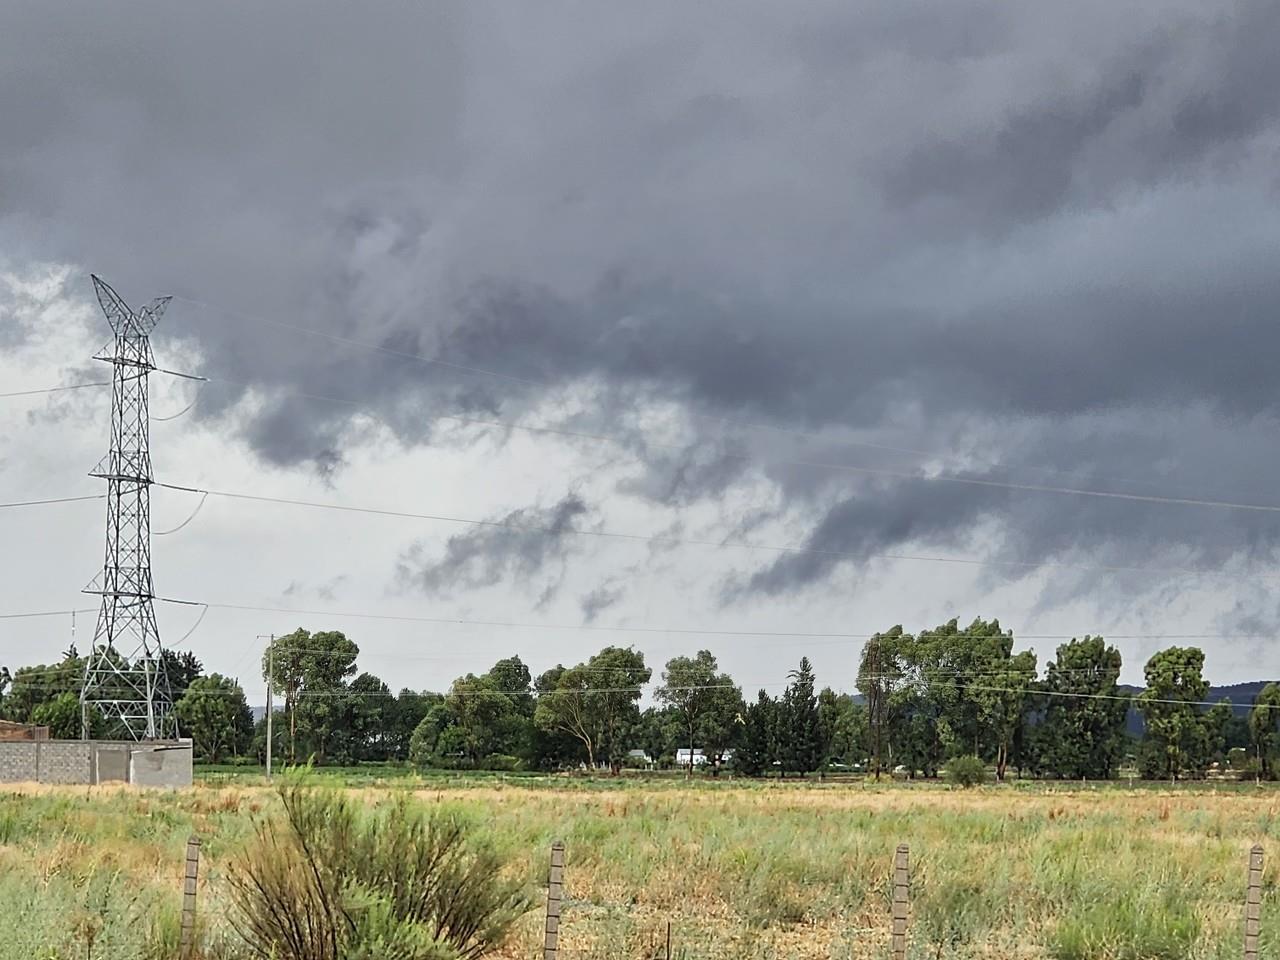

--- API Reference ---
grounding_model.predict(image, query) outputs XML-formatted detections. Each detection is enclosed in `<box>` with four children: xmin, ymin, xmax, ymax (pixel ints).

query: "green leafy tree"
<box><xmin>1138</xmin><ymin>646</ymin><xmax>1210</xmax><ymax>779</ymax></box>
<box><xmin>911</xmin><ymin>617</ymin><xmax>1011</xmax><ymax>761</ymax></box>
<box><xmin>1035</xmin><ymin>636</ymin><xmax>1128</xmax><ymax>780</ymax></box>
<box><xmin>734</xmin><ymin>690</ymin><xmax>776</xmax><ymax>777</ymax></box>
<box><xmin>252</xmin><ymin>711</ymin><xmax>288</xmax><ymax>766</ymax></box>
<box><xmin>445</xmin><ymin>674</ymin><xmax>523</xmax><ymax>766</ymax></box>
<box><xmin>486</xmin><ymin>657</ymin><xmax>535</xmax><ymax>717</ymax></box>
<box><xmin>777</xmin><ymin>657</ymin><xmax>820</xmax><ymax>776</ymax></box>
<box><xmin>484</xmin><ymin>656</ymin><xmax>536</xmax><ymax>763</ymax></box>
<box><xmin>406</xmin><ymin>694</ymin><xmax>451</xmax><ymax>767</ymax></box>
<box><xmin>388</xmin><ymin>689</ymin><xmax>435</xmax><ymax>761</ymax></box>
<box><xmin>533</xmin><ymin>646</ymin><xmax>650</xmax><ymax>772</ymax></box>
<box><xmin>655</xmin><ymin>650</ymin><xmax>741</xmax><ymax>774</ymax></box>
<box><xmin>530</xmin><ymin>667</ymin><xmax>584</xmax><ymax>769</ymax></box>
<box><xmin>161</xmin><ymin>649</ymin><xmax>204</xmax><ymax>701</ymax></box>
<box><xmin>175</xmin><ymin>674</ymin><xmax>254</xmax><ymax>762</ymax></box>
<box><xmin>263</xmin><ymin>629</ymin><xmax>359</xmax><ymax>763</ymax></box>
<box><xmin>345</xmin><ymin>673</ymin><xmax>394</xmax><ymax>762</ymax></box>
<box><xmin>1250</xmin><ymin>683</ymin><xmax>1280</xmax><ymax>777</ymax></box>
<box><xmin>857</xmin><ymin>627</ymin><xmax>907</xmax><ymax>780</ymax></box>
<box><xmin>2</xmin><ymin>652</ymin><xmax>86</xmax><ymax>724</ymax></box>
<box><xmin>970</xmin><ymin>640</ymin><xmax>1037</xmax><ymax>781</ymax></box>
<box><xmin>1201</xmin><ymin>700</ymin><xmax>1234</xmax><ymax>769</ymax></box>
<box><xmin>634</xmin><ymin>706</ymin><xmax>678</xmax><ymax>767</ymax></box>
<box><xmin>31</xmin><ymin>691</ymin><xmax>82</xmax><ymax>739</ymax></box>
<box><xmin>819</xmin><ymin>690</ymin><xmax>866</xmax><ymax>770</ymax></box>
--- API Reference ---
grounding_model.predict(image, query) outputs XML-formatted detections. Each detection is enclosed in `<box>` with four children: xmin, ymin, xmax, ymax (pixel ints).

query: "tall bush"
<box><xmin>227</xmin><ymin>780</ymin><xmax>532</xmax><ymax>959</ymax></box>
<box><xmin>943</xmin><ymin>755</ymin><xmax>987</xmax><ymax>788</ymax></box>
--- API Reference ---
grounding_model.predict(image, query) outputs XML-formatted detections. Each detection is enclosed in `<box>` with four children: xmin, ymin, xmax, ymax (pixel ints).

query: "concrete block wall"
<box><xmin>0</xmin><ymin>742</ymin><xmax>37</xmax><ymax>782</ymax></box>
<box><xmin>38</xmin><ymin>741</ymin><xmax>92</xmax><ymax>784</ymax></box>
<box><xmin>0</xmin><ymin>739</ymin><xmax>192</xmax><ymax>786</ymax></box>
<box><xmin>129</xmin><ymin>743</ymin><xmax>193</xmax><ymax>787</ymax></box>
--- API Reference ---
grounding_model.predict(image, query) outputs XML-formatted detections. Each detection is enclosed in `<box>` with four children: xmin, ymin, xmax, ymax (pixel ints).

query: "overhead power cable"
<box><xmin>151</xmin><ymin>398</ymin><xmax>199</xmax><ymax>422</ymax></box>
<box><xmin>8</xmin><ymin>671</ymin><xmax>1279</xmax><ymax>711</ymax></box>
<box><xmin>170</xmin><ymin>373</ymin><xmax>1280</xmax><ymax>516</ymax></box>
<box><xmin>154</xmin><ymin>492</ymin><xmax>209</xmax><ymax>536</ymax></box>
<box><xmin>176</xmin><ymin>296</ymin><xmax>1277</xmax><ymax>511</ymax></box>
<box><xmin>0</xmin><ymin>381</ymin><xmax>111</xmax><ymax>399</ymax></box>
<box><xmin>13</xmin><ymin>297</ymin><xmax>1265</xmax><ymax>516</ymax></box>
<box><xmin>0</xmin><ymin>495</ymin><xmax>104</xmax><ymax>510</ymax></box>
<box><xmin>144</xmin><ymin>599</ymin><xmax>1280</xmax><ymax>644</ymax></box>
<box><xmin>154</xmin><ymin>482</ymin><xmax>1280</xmax><ymax>584</ymax></box>
<box><xmin>0</xmin><ymin>607</ymin><xmax>96</xmax><ymax>621</ymax></box>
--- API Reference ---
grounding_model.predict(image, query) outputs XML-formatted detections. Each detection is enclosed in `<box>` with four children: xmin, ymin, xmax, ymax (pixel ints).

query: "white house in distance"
<box><xmin>674</xmin><ymin>749</ymin><xmax>735</xmax><ymax>767</ymax></box>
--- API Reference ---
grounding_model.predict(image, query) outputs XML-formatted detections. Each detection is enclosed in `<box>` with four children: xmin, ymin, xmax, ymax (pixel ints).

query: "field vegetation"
<box><xmin>1</xmin><ymin>774</ymin><xmax>1278</xmax><ymax>959</ymax></box>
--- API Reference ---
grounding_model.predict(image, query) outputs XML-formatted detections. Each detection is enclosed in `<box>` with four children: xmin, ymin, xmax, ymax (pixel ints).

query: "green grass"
<box><xmin>1</xmin><ymin>779</ymin><xmax>1278</xmax><ymax>958</ymax></box>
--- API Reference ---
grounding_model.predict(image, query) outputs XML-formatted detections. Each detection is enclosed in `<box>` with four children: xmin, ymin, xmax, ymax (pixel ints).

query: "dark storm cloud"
<box><xmin>5</xmin><ymin>0</ymin><xmax>1280</xmax><ymax>602</ymax></box>
<box><xmin>396</xmin><ymin>493</ymin><xmax>590</xmax><ymax>598</ymax></box>
<box><xmin>580</xmin><ymin>582</ymin><xmax>626</xmax><ymax>624</ymax></box>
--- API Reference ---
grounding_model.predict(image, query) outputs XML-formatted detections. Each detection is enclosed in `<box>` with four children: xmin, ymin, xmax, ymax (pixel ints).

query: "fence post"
<box><xmin>543</xmin><ymin>839</ymin><xmax>565</xmax><ymax>960</ymax></box>
<box><xmin>891</xmin><ymin>843</ymin><xmax>910</xmax><ymax>960</ymax></box>
<box><xmin>180</xmin><ymin>834</ymin><xmax>201</xmax><ymax>958</ymax></box>
<box><xmin>1245</xmin><ymin>844</ymin><xmax>1263</xmax><ymax>960</ymax></box>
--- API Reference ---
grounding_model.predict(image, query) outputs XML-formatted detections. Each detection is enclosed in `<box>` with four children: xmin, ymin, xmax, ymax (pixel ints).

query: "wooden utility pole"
<box><xmin>260</xmin><ymin>634</ymin><xmax>274</xmax><ymax>779</ymax></box>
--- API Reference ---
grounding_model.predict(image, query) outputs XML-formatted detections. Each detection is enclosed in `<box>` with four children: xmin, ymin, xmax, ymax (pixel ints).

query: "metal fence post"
<box><xmin>1245</xmin><ymin>844</ymin><xmax>1263</xmax><ymax>960</ymax></box>
<box><xmin>544</xmin><ymin>839</ymin><xmax>565</xmax><ymax>960</ymax></box>
<box><xmin>891</xmin><ymin>843</ymin><xmax>910</xmax><ymax>960</ymax></box>
<box><xmin>180</xmin><ymin>834</ymin><xmax>201</xmax><ymax>958</ymax></box>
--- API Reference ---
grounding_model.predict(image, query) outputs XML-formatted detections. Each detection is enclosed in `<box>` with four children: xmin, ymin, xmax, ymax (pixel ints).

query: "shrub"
<box><xmin>943</xmin><ymin>755</ymin><xmax>987</xmax><ymax>788</ymax></box>
<box><xmin>483</xmin><ymin>753</ymin><xmax>524</xmax><ymax>772</ymax></box>
<box><xmin>227</xmin><ymin>779</ymin><xmax>533</xmax><ymax>959</ymax></box>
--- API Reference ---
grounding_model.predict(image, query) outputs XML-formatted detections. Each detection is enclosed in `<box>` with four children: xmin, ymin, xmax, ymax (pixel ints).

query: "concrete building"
<box><xmin>0</xmin><ymin>738</ymin><xmax>193</xmax><ymax>787</ymax></box>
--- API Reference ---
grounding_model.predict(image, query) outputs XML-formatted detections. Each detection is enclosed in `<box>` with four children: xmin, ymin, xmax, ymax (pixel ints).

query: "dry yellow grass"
<box><xmin>1</xmin><ymin>777</ymin><xmax>1278</xmax><ymax>958</ymax></box>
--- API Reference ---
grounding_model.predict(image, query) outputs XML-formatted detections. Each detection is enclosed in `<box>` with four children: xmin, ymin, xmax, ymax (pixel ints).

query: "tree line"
<box><xmin>2</xmin><ymin>618</ymin><xmax>1277</xmax><ymax>780</ymax></box>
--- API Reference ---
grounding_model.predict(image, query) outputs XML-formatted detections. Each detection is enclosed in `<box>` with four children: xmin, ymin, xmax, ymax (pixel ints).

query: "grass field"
<box><xmin>1</xmin><ymin>773</ymin><xmax>1278</xmax><ymax>959</ymax></box>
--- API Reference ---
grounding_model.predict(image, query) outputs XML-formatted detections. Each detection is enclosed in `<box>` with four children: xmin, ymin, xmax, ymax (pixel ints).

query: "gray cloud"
<box><xmin>580</xmin><ymin>581</ymin><xmax>626</xmax><ymax>624</ymax></box>
<box><xmin>4</xmin><ymin>0</ymin><xmax>1280</xmax><ymax>615</ymax></box>
<box><xmin>396</xmin><ymin>493</ymin><xmax>590</xmax><ymax>599</ymax></box>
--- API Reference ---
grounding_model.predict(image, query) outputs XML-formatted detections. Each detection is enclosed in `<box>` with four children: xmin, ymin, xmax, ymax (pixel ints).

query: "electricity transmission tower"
<box><xmin>81</xmin><ymin>275</ymin><xmax>176</xmax><ymax>740</ymax></box>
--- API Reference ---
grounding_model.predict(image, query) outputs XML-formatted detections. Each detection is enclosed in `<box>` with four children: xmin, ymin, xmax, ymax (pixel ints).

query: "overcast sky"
<box><xmin>3</xmin><ymin>1</ymin><xmax>1280</xmax><ymax>702</ymax></box>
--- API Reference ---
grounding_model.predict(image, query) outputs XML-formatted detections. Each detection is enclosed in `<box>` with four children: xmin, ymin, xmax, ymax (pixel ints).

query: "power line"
<box><xmin>0</xmin><ymin>495</ymin><xmax>104</xmax><ymax>509</ymax></box>
<box><xmin>151</xmin><ymin>398</ymin><xmax>198</xmax><ymax>422</ymax></box>
<box><xmin>145</xmin><ymin>600</ymin><xmax>1280</xmax><ymax>645</ymax></box>
<box><xmin>155</xmin><ymin>370</ymin><xmax>1280</xmax><ymax>517</ymax></box>
<box><xmin>8</xmin><ymin>670</ymin><xmax>1279</xmax><ymax>712</ymax></box>
<box><xmin>0</xmin><ymin>381</ymin><xmax>111</xmax><ymax>399</ymax></box>
<box><xmin>154</xmin><ymin>482</ymin><xmax>1280</xmax><ymax>584</ymax></box>
<box><xmin>0</xmin><ymin>607</ymin><xmax>95</xmax><ymax>620</ymax></box>
<box><xmin>17</xmin><ymin>304</ymin><xmax>1279</xmax><ymax>516</ymax></box>
<box><xmin>0</xmin><ymin>601</ymin><xmax>1271</xmax><ymax>645</ymax></box>
<box><xmin>176</xmin><ymin>296</ymin><xmax>1280</xmax><ymax>512</ymax></box>
<box><xmin>154</xmin><ymin>492</ymin><xmax>209</xmax><ymax>536</ymax></box>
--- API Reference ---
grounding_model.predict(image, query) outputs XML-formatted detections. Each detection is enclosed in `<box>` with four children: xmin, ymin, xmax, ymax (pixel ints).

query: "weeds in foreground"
<box><xmin>225</xmin><ymin>779</ymin><xmax>533</xmax><ymax>960</ymax></box>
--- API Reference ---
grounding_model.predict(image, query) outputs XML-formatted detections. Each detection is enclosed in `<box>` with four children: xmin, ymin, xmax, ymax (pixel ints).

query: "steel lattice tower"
<box><xmin>81</xmin><ymin>275</ymin><xmax>176</xmax><ymax>740</ymax></box>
